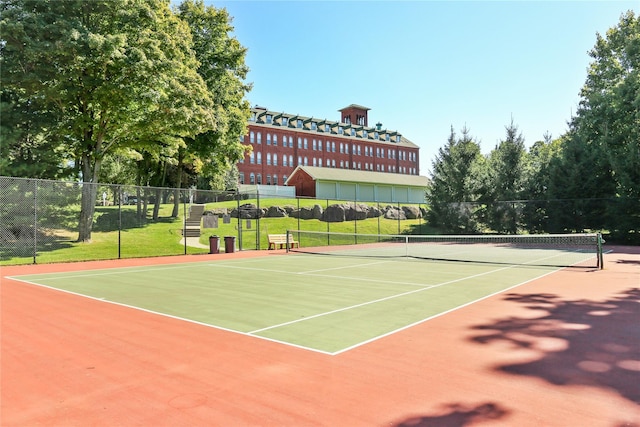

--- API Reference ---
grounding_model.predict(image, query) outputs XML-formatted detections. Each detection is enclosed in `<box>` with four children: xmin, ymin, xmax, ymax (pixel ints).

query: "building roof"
<box><xmin>339</xmin><ymin>104</ymin><xmax>371</xmax><ymax>112</ymax></box>
<box><xmin>249</xmin><ymin>107</ymin><xmax>418</xmax><ymax>149</ymax></box>
<box><xmin>286</xmin><ymin>166</ymin><xmax>428</xmax><ymax>187</ymax></box>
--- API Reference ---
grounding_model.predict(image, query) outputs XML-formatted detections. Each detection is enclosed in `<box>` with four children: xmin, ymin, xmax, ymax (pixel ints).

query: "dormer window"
<box><xmin>311</xmin><ymin>122</ymin><xmax>317</xmax><ymax>130</ymax></box>
<box><xmin>250</xmin><ymin>112</ymin><xmax>256</xmax><ymax>122</ymax></box>
<box><xmin>282</xmin><ymin>117</ymin><xmax>289</xmax><ymax>126</ymax></box>
<box><xmin>338</xmin><ymin>126</ymin><xmax>343</xmax><ymax>134</ymax></box>
<box><xmin>297</xmin><ymin>119</ymin><xmax>303</xmax><ymax>128</ymax></box>
<box><xmin>325</xmin><ymin>124</ymin><xmax>330</xmax><ymax>132</ymax></box>
<box><xmin>396</xmin><ymin>135</ymin><xmax>401</xmax><ymax>143</ymax></box>
<box><xmin>266</xmin><ymin>114</ymin><xmax>272</xmax><ymax>124</ymax></box>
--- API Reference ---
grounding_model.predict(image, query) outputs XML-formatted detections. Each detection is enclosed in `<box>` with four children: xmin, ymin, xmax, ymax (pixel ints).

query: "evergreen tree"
<box><xmin>427</xmin><ymin>126</ymin><xmax>483</xmax><ymax>233</ymax></box>
<box><xmin>483</xmin><ymin>119</ymin><xmax>526</xmax><ymax>234</ymax></box>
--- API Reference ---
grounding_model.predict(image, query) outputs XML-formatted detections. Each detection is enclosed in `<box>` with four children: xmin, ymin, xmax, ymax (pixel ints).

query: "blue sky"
<box><xmin>210</xmin><ymin>1</ymin><xmax>637</xmax><ymax>175</ymax></box>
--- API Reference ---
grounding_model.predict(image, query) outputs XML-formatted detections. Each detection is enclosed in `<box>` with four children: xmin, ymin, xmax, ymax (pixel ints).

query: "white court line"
<box><xmin>249</xmin><ymin>263</ymin><xmax>518</xmax><ymax>334</ymax></box>
<box><xmin>248</xmin><ymin>249</ymin><xmax>580</xmax><ymax>335</ymax></box>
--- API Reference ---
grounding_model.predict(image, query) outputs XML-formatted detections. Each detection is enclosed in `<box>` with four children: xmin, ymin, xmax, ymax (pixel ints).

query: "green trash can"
<box><xmin>224</xmin><ymin>236</ymin><xmax>236</xmax><ymax>253</ymax></box>
<box><xmin>209</xmin><ymin>235</ymin><xmax>219</xmax><ymax>254</ymax></box>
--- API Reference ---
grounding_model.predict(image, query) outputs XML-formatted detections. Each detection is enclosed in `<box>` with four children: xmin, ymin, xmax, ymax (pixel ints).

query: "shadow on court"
<box><xmin>470</xmin><ymin>288</ymin><xmax>640</xmax><ymax>405</ymax></box>
<box><xmin>392</xmin><ymin>402</ymin><xmax>509</xmax><ymax>427</ymax></box>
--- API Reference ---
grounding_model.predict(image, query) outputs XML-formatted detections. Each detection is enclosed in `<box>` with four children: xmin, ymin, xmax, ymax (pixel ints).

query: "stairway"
<box><xmin>182</xmin><ymin>204</ymin><xmax>205</xmax><ymax>237</ymax></box>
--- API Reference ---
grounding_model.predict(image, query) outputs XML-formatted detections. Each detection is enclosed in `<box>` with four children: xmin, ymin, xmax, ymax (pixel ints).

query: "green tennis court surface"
<box><xmin>10</xmin><ymin>250</ymin><xmax>597</xmax><ymax>354</ymax></box>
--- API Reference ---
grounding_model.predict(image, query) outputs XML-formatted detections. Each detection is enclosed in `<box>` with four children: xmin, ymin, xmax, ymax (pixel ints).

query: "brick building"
<box><xmin>237</xmin><ymin>104</ymin><xmax>420</xmax><ymax>188</ymax></box>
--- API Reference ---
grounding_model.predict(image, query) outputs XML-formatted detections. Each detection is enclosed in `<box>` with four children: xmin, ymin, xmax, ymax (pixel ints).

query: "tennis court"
<box><xmin>7</xmin><ymin>232</ymin><xmax>602</xmax><ymax>355</ymax></box>
<box><xmin>2</xmin><ymin>234</ymin><xmax>638</xmax><ymax>426</ymax></box>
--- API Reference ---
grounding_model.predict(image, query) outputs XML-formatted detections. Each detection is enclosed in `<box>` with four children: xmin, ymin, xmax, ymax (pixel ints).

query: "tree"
<box><xmin>482</xmin><ymin>119</ymin><xmax>526</xmax><ymax>234</ymax></box>
<box><xmin>520</xmin><ymin>133</ymin><xmax>563</xmax><ymax>233</ymax></box>
<box><xmin>171</xmin><ymin>0</ymin><xmax>251</xmax><ymax>216</ymax></box>
<box><xmin>1</xmin><ymin>0</ymin><xmax>214</xmax><ymax>241</ymax></box>
<box><xmin>427</xmin><ymin>126</ymin><xmax>483</xmax><ymax>233</ymax></box>
<box><xmin>569</xmin><ymin>10</ymin><xmax>639</xmax><ymax>242</ymax></box>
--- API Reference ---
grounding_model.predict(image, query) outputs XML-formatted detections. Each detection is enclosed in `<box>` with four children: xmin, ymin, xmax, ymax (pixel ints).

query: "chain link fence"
<box><xmin>4</xmin><ymin>176</ymin><xmax>632</xmax><ymax>265</ymax></box>
<box><xmin>1</xmin><ymin>176</ymin><xmax>431</xmax><ymax>265</ymax></box>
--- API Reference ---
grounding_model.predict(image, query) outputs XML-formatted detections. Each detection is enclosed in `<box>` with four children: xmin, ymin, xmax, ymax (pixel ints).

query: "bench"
<box><xmin>268</xmin><ymin>234</ymin><xmax>299</xmax><ymax>250</ymax></box>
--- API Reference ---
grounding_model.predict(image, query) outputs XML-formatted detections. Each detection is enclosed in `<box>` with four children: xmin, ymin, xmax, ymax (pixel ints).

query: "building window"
<box><xmin>266</xmin><ymin>175</ymin><xmax>271</xmax><ymax>185</ymax></box>
<box><xmin>332</xmin><ymin>142</ymin><xmax>336</xmax><ymax>152</ymax></box>
<box><xmin>257</xmin><ymin>174</ymin><xmax>262</xmax><ymax>184</ymax></box>
<box><xmin>297</xmin><ymin>119</ymin><xmax>303</xmax><ymax>128</ymax></box>
<box><xmin>273</xmin><ymin>134</ymin><xmax>278</xmax><ymax>146</ymax></box>
<box><xmin>257</xmin><ymin>152</ymin><xmax>262</xmax><ymax>164</ymax></box>
<box><xmin>304</xmin><ymin>138</ymin><xmax>308</xmax><ymax>149</ymax></box>
<box><xmin>283</xmin><ymin>155</ymin><xmax>287</xmax><ymax>166</ymax></box>
<box><xmin>250</xmin><ymin>112</ymin><xmax>256</xmax><ymax>122</ymax></box>
<box><xmin>283</xmin><ymin>175</ymin><xmax>288</xmax><ymax>183</ymax></box>
<box><xmin>257</xmin><ymin>132</ymin><xmax>261</xmax><ymax>144</ymax></box>
<box><xmin>266</xmin><ymin>153</ymin><xmax>271</xmax><ymax>165</ymax></box>
<box><xmin>289</xmin><ymin>155</ymin><xmax>293</xmax><ymax>166</ymax></box>
<box><xmin>266</xmin><ymin>133</ymin><xmax>271</xmax><ymax>145</ymax></box>
<box><xmin>273</xmin><ymin>175</ymin><xmax>278</xmax><ymax>185</ymax></box>
<box><xmin>273</xmin><ymin>154</ymin><xmax>278</xmax><ymax>166</ymax></box>
<box><xmin>266</xmin><ymin>114</ymin><xmax>272</xmax><ymax>124</ymax></box>
<box><xmin>339</xmin><ymin>142</ymin><xmax>343</xmax><ymax>154</ymax></box>
<box><xmin>351</xmin><ymin>129</ymin><xmax>355</xmax><ymax>136</ymax></box>
<box><xmin>304</xmin><ymin>157</ymin><xmax>308</xmax><ymax>165</ymax></box>
<box><xmin>338</xmin><ymin>126</ymin><xmax>343</xmax><ymax>134</ymax></box>
<box><xmin>340</xmin><ymin>160</ymin><xmax>344</xmax><ymax>168</ymax></box>
<box><xmin>249</xmin><ymin>173</ymin><xmax>255</xmax><ymax>184</ymax></box>
<box><xmin>288</xmin><ymin>136</ymin><xmax>293</xmax><ymax>148</ymax></box>
<box><xmin>250</xmin><ymin>152</ymin><xmax>255</xmax><ymax>164</ymax></box>
<box><xmin>312</xmin><ymin>139</ymin><xmax>317</xmax><ymax>150</ymax></box>
<box><xmin>250</xmin><ymin>131</ymin><xmax>255</xmax><ymax>143</ymax></box>
<box><xmin>318</xmin><ymin>140</ymin><xmax>323</xmax><ymax>151</ymax></box>
<box><xmin>396</xmin><ymin>135</ymin><xmax>401</xmax><ymax>142</ymax></box>
<box><xmin>325</xmin><ymin>124</ymin><xmax>330</xmax><ymax>132</ymax></box>
<box><xmin>318</xmin><ymin>158</ymin><xmax>323</xmax><ymax>167</ymax></box>
<box><xmin>298</xmin><ymin>156</ymin><xmax>302</xmax><ymax>166</ymax></box>
<box><xmin>363</xmin><ymin>130</ymin><xmax>368</xmax><ymax>138</ymax></box>
<box><xmin>311</xmin><ymin>122</ymin><xmax>317</xmax><ymax>130</ymax></box>
<box><xmin>239</xmin><ymin>173</ymin><xmax>245</xmax><ymax>184</ymax></box>
<box><xmin>374</xmin><ymin>132</ymin><xmax>379</xmax><ymax>140</ymax></box>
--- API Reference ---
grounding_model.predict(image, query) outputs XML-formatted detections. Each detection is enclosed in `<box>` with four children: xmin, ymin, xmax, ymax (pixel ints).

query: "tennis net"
<box><xmin>286</xmin><ymin>230</ymin><xmax>604</xmax><ymax>269</ymax></box>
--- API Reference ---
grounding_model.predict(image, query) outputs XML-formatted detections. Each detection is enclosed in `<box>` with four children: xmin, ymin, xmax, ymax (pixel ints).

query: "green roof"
<box><xmin>288</xmin><ymin>166</ymin><xmax>428</xmax><ymax>187</ymax></box>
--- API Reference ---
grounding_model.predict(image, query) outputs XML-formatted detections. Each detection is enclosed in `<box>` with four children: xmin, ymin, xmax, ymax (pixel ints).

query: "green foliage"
<box><xmin>0</xmin><ymin>0</ymin><xmax>249</xmax><ymax>242</ymax></box>
<box><xmin>427</xmin><ymin>126</ymin><xmax>483</xmax><ymax>233</ymax></box>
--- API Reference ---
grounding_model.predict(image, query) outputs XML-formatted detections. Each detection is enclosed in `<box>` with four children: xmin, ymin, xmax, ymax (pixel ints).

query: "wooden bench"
<box><xmin>268</xmin><ymin>234</ymin><xmax>299</xmax><ymax>250</ymax></box>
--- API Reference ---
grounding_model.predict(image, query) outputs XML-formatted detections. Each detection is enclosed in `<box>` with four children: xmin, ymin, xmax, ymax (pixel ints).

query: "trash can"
<box><xmin>224</xmin><ymin>236</ymin><xmax>236</xmax><ymax>253</ymax></box>
<box><xmin>209</xmin><ymin>235</ymin><xmax>219</xmax><ymax>254</ymax></box>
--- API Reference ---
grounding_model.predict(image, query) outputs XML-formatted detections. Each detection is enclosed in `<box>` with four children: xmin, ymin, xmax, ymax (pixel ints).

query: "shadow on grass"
<box><xmin>470</xmin><ymin>289</ymin><xmax>640</xmax><ymax>405</ymax></box>
<box><xmin>391</xmin><ymin>402</ymin><xmax>509</xmax><ymax>427</ymax></box>
<box><xmin>93</xmin><ymin>207</ymin><xmax>178</xmax><ymax>232</ymax></box>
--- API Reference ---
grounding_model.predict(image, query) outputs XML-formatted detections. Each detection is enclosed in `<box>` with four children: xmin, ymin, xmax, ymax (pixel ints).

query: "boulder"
<box><xmin>402</xmin><ymin>205</ymin><xmax>422</xmax><ymax>219</ymax></box>
<box><xmin>322</xmin><ymin>204</ymin><xmax>346</xmax><ymax>222</ymax></box>
<box><xmin>265</xmin><ymin>206</ymin><xmax>287</xmax><ymax>217</ymax></box>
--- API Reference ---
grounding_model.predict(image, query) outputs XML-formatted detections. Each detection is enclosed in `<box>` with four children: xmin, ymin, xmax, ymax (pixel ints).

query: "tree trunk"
<box><xmin>77</xmin><ymin>154</ymin><xmax>102</xmax><ymax>242</ymax></box>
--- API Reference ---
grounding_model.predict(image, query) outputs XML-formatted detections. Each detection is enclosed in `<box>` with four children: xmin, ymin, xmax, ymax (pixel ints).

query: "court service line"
<box><xmin>248</xmin><ymin>263</ymin><xmax>518</xmax><ymax>334</ymax></box>
<box><xmin>249</xmin><ymin>249</ymin><xmax>578</xmax><ymax>335</ymax></box>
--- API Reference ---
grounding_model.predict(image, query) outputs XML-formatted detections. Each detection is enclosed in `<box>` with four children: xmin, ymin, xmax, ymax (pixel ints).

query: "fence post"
<box><xmin>32</xmin><ymin>179</ymin><xmax>38</xmax><ymax>264</ymax></box>
<box><xmin>118</xmin><ymin>185</ymin><xmax>122</xmax><ymax>259</ymax></box>
<box><xmin>183</xmin><ymin>190</ymin><xmax>187</xmax><ymax>255</ymax></box>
